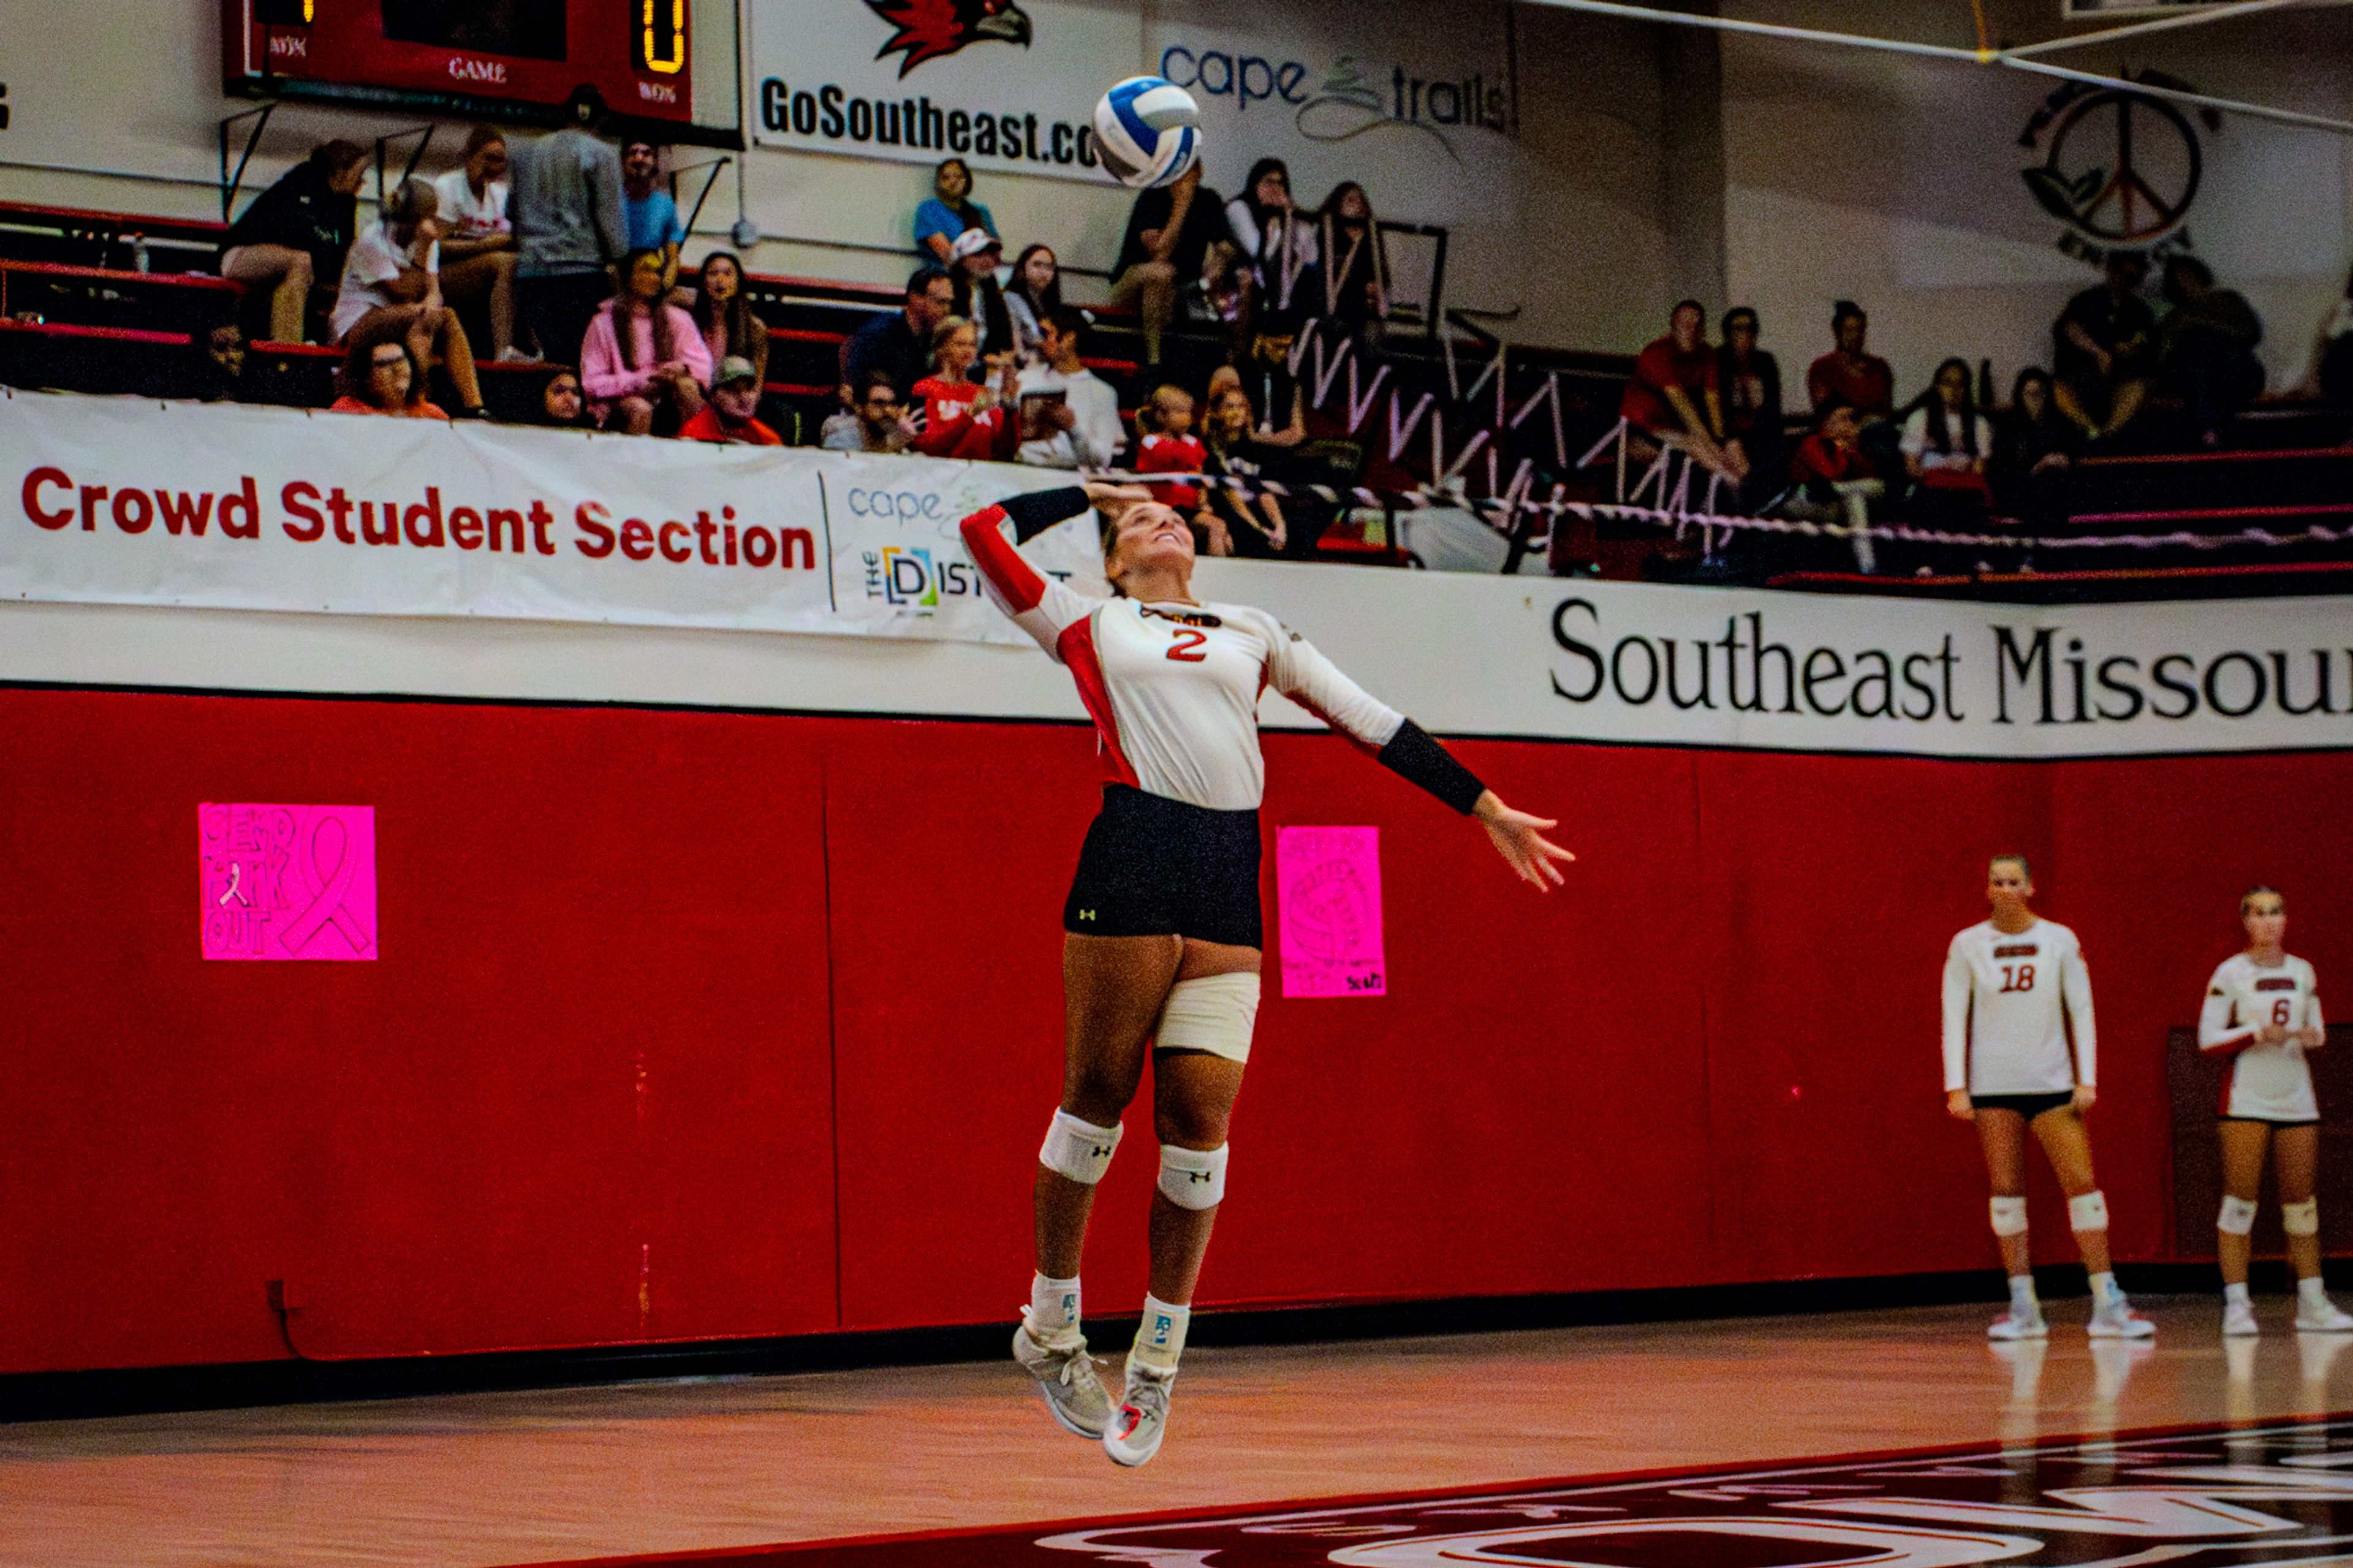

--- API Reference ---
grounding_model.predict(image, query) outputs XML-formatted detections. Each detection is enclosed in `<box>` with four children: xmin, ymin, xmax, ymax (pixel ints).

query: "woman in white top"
<box><xmin>963</xmin><ymin>483</ymin><xmax>1571</xmax><ymax>1468</ymax></box>
<box><xmin>1944</xmin><ymin>855</ymin><xmax>2151</xmax><ymax>1341</ymax></box>
<box><xmin>2201</xmin><ymin>885</ymin><xmax>2351</xmax><ymax>1336</ymax></box>
<box><xmin>430</xmin><ymin>126</ymin><xmax>518</xmax><ymax>361</ymax></box>
<box><xmin>1224</xmin><ymin>159</ymin><xmax>1317</xmax><ymax>320</ymax></box>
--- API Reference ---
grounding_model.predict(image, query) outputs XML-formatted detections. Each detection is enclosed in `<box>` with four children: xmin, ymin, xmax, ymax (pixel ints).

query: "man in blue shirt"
<box><xmin>622</xmin><ymin>138</ymin><xmax>684</xmax><ymax>286</ymax></box>
<box><xmin>841</xmin><ymin>265</ymin><xmax>953</xmax><ymax>409</ymax></box>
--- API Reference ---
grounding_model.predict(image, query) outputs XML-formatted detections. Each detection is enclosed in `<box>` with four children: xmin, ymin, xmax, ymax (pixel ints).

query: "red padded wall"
<box><xmin>4</xmin><ymin>685</ymin><xmax>2352</xmax><ymax>1374</ymax></box>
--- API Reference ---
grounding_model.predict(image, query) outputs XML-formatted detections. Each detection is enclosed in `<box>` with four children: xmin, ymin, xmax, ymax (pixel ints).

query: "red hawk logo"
<box><xmin>865</xmin><ymin>0</ymin><xmax>1033</xmax><ymax>77</ymax></box>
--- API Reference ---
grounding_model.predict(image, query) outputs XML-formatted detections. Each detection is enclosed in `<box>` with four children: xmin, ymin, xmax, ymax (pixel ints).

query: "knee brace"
<box><xmin>2218</xmin><ymin>1195</ymin><xmax>2259</xmax><ymax>1237</ymax></box>
<box><xmin>2284</xmin><ymin>1198</ymin><xmax>2321</xmax><ymax>1237</ymax></box>
<box><xmin>1158</xmin><ymin>1142</ymin><xmax>1229</xmax><ymax>1210</ymax></box>
<box><xmin>1039</xmin><ymin>1109</ymin><xmax>1122</xmax><ymax>1185</ymax></box>
<box><xmin>1990</xmin><ymin>1196</ymin><xmax>2029</xmax><ymax>1237</ymax></box>
<box><xmin>2068</xmin><ymin>1190</ymin><xmax>2110</xmax><ymax>1233</ymax></box>
<box><xmin>1155</xmin><ymin>972</ymin><xmax>1260</xmax><ymax>1064</ymax></box>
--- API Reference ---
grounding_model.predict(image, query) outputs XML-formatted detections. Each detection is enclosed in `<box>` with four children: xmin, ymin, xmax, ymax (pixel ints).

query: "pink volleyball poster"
<box><xmin>200</xmin><ymin>803</ymin><xmax>377</xmax><ymax>961</ymax></box>
<box><xmin>1276</xmin><ymin>827</ymin><xmax>1385</xmax><ymax>998</ymax></box>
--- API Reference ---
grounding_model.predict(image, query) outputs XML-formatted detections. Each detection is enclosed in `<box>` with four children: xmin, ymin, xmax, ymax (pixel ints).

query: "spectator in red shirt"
<box><xmin>911</xmin><ymin>316</ymin><xmax>1018</xmax><ymax>460</ymax></box>
<box><xmin>679</xmin><ymin>357</ymin><xmax>784</xmax><ymax>445</ymax></box>
<box><xmin>328</xmin><ymin>337</ymin><xmax>449</xmax><ymax>419</ymax></box>
<box><xmin>1134</xmin><ymin>385</ymin><xmax>1208</xmax><ymax>511</ymax></box>
<box><xmin>1805</xmin><ymin>301</ymin><xmax>1895</xmax><ymax>418</ymax></box>
<box><xmin>1784</xmin><ymin>401</ymin><xmax>1884</xmax><ymax>571</ymax></box>
<box><xmin>1622</xmin><ymin>299</ymin><xmax>1746</xmax><ymax>482</ymax></box>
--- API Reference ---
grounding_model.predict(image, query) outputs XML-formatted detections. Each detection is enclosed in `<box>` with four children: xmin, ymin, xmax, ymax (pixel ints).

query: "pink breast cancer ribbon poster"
<box><xmin>1276</xmin><ymin>827</ymin><xmax>1385</xmax><ymax>998</ymax></box>
<box><xmin>200</xmin><ymin>803</ymin><xmax>377</xmax><ymax>961</ymax></box>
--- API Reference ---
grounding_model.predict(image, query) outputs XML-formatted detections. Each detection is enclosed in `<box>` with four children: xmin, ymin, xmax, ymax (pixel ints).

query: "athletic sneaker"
<box><xmin>2295</xmin><ymin>1300</ymin><xmax>2353</xmax><ymax>1333</ymax></box>
<box><xmin>1103</xmin><ymin>1365</ymin><xmax>1174</xmax><ymax>1468</ymax></box>
<box><xmin>2088</xmin><ymin>1300</ymin><xmax>2156</xmax><ymax>1338</ymax></box>
<box><xmin>1012</xmin><ymin>1322</ymin><xmax>1113</xmax><ymax>1438</ymax></box>
<box><xmin>2222</xmin><ymin>1298</ymin><xmax>2260</xmax><ymax>1337</ymax></box>
<box><xmin>1987</xmin><ymin>1307</ymin><xmax>2048</xmax><ymax>1341</ymax></box>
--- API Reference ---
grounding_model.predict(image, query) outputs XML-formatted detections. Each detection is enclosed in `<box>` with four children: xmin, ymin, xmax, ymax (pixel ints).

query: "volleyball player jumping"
<box><xmin>1943</xmin><ymin>855</ymin><xmax>2153</xmax><ymax>1341</ymax></box>
<box><xmin>2202</xmin><ymin>885</ymin><xmax>2352</xmax><ymax>1336</ymax></box>
<box><xmin>961</xmin><ymin>483</ymin><xmax>1572</xmax><ymax>1468</ymax></box>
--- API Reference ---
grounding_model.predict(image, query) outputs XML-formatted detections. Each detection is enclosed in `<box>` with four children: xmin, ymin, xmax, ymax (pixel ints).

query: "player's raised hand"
<box><xmin>1472</xmin><ymin>791</ymin><xmax>1574</xmax><ymax>892</ymax></box>
<box><xmin>1085</xmin><ymin>482</ymin><xmax>1153</xmax><ymax>515</ymax></box>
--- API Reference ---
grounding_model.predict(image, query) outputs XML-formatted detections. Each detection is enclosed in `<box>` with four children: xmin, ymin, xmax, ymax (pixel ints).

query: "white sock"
<box><xmin>1130</xmin><ymin>1293</ymin><xmax>1191</xmax><ymax>1379</ymax></box>
<box><xmin>1027</xmin><ymin>1273</ymin><xmax>1082</xmax><ymax>1344</ymax></box>
<box><xmin>2226</xmin><ymin>1281</ymin><xmax>2253</xmax><ymax>1308</ymax></box>
<box><xmin>2090</xmin><ymin>1271</ymin><xmax>2125</xmax><ymax>1309</ymax></box>
<box><xmin>2300</xmin><ymin>1275</ymin><xmax>2330</xmax><ymax>1310</ymax></box>
<box><xmin>2009</xmin><ymin>1274</ymin><xmax>2039</xmax><ymax>1314</ymax></box>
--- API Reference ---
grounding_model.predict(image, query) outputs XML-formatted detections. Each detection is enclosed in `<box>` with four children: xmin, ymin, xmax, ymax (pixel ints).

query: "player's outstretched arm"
<box><xmin>1471</xmin><ymin>790</ymin><xmax>1574</xmax><ymax>892</ymax></box>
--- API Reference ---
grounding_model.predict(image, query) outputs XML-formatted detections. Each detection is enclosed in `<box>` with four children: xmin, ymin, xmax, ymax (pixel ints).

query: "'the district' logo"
<box><xmin>863</xmin><ymin>545</ymin><xmax>980</xmax><ymax>611</ymax></box>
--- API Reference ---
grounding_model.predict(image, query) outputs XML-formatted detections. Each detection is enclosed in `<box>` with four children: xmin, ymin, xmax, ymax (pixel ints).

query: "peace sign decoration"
<box><xmin>2020</xmin><ymin>78</ymin><xmax>2205</xmax><ymax>248</ymax></box>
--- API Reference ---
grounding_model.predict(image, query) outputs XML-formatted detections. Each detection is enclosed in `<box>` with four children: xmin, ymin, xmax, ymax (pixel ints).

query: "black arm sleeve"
<box><xmin>1377</xmin><ymin>719</ymin><xmax>1487</xmax><ymax>816</ymax></box>
<box><xmin>999</xmin><ymin>487</ymin><xmax>1093</xmax><ymax>543</ymax></box>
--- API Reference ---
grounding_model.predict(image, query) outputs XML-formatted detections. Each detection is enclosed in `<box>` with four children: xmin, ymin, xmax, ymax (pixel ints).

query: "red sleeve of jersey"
<box><xmin>958</xmin><ymin>505</ymin><xmax>1048</xmax><ymax>613</ymax></box>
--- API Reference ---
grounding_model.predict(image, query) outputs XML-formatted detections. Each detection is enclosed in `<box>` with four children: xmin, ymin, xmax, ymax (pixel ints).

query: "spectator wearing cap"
<box><xmin>1012</xmin><ymin>307</ymin><xmax>1122</xmax><ymax>469</ymax></box>
<box><xmin>1622</xmin><ymin>299</ymin><xmax>1745</xmax><ymax>482</ymax></box>
<box><xmin>621</xmin><ymin>138</ymin><xmax>685</xmax><ymax>287</ymax></box>
<box><xmin>842</xmin><ymin>266</ymin><xmax>953</xmax><ymax>412</ymax></box>
<box><xmin>510</xmin><ymin>91</ymin><xmax>627</xmax><ymax>367</ymax></box>
<box><xmin>681</xmin><ymin>357</ymin><xmax>784</xmax><ymax>445</ymax></box>
<box><xmin>822</xmin><ymin>370</ymin><xmax>917</xmax><ymax>453</ymax></box>
<box><xmin>914</xmin><ymin>158</ymin><xmax>996</xmax><ymax>264</ymax></box>
<box><xmin>948</xmin><ymin>228</ymin><xmax>1013</xmax><ymax>357</ymax></box>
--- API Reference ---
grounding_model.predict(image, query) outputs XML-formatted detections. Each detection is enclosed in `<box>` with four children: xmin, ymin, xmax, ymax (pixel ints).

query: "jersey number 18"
<box><xmin>1999</xmin><ymin>963</ymin><xmax>2036</xmax><ymax>993</ymax></box>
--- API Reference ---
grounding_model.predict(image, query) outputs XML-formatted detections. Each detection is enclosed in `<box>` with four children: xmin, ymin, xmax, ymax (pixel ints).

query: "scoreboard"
<box><xmin>225</xmin><ymin>0</ymin><xmax>694</xmax><ymax>126</ymax></box>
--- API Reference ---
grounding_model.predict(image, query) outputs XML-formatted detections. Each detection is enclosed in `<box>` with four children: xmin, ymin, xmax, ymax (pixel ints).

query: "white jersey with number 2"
<box><xmin>1941</xmin><ymin>918</ymin><xmax>2096</xmax><ymax>1096</ymax></box>
<box><xmin>2200</xmin><ymin>953</ymin><xmax>2324</xmax><ymax>1121</ymax></box>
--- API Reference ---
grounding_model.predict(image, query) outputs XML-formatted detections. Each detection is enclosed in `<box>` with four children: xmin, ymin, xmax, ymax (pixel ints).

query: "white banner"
<box><xmin>748</xmin><ymin>0</ymin><xmax>1516</xmax><ymax>211</ymax></box>
<box><xmin>0</xmin><ymin>390</ymin><xmax>1104</xmax><ymax>647</ymax></box>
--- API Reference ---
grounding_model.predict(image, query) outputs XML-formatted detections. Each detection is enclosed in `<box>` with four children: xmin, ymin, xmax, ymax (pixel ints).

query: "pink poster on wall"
<box><xmin>200</xmin><ymin>803</ymin><xmax>377</xmax><ymax>961</ymax></box>
<box><xmin>1276</xmin><ymin>827</ymin><xmax>1385</xmax><ymax>998</ymax></box>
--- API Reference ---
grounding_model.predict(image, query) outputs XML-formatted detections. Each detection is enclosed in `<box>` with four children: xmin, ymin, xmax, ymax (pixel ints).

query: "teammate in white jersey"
<box><xmin>2200</xmin><ymin>885</ymin><xmax>2351</xmax><ymax>1336</ymax></box>
<box><xmin>962</xmin><ymin>483</ymin><xmax>1572</xmax><ymax>1468</ymax></box>
<box><xmin>1943</xmin><ymin>855</ymin><xmax>2152</xmax><ymax>1341</ymax></box>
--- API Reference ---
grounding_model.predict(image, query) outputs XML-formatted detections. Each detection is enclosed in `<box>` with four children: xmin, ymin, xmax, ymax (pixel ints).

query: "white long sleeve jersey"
<box><xmin>1941</xmin><ymin>918</ymin><xmax>2096</xmax><ymax>1095</ymax></box>
<box><xmin>961</xmin><ymin>505</ymin><xmax>1404</xmax><ymax>809</ymax></box>
<box><xmin>2200</xmin><ymin>952</ymin><xmax>2325</xmax><ymax>1121</ymax></box>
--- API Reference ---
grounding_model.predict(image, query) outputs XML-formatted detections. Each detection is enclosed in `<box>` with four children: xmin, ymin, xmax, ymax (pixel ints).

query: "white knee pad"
<box><xmin>1158</xmin><ymin>1142</ymin><xmax>1229</xmax><ymax>1210</ymax></box>
<box><xmin>1039</xmin><ymin>1109</ymin><xmax>1122</xmax><ymax>1186</ymax></box>
<box><xmin>2068</xmin><ymin>1190</ymin><xmax>2110</xmax><ymax>1233</ymax></box>
<box><xmin>1155</xmin><ymin>972</ymin><xmax>1260</xmax><ymax>1064</ymax></box>
<box><xmin>1990</xmin><ymin>1196</ymin><xmax>2029</xmax><ymax>1237</ymax></box>
<box><xmin>2218</xmin><ymin>1195</ymin><xmax>2259</xmax><ymax>1237</ymax></box>
<box><xmin>2284</xmin><ymin>1198</ymin><xmax>2321</xmax><ymax>1237</ymax></box>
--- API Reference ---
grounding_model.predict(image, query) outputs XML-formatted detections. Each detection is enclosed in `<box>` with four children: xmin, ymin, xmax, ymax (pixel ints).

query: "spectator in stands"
<box><xmin>2298</xmin><ymin>264</ymin><xmax>2353</xmax><ymax>405</ymax></box>
<box><xmin>1784</xmin><ymin>401</ymin><xmax>1882</xmax><ymax>570</ymax></box>
<box><xmin>1623</xmin><ymin>300</ymin><xmax>1746</xmax><ymax>482</ymax></box>
<box><xmin>2159</xmin><ymin>256</ymin><xmax>2265</xmax><ymax>449</ymax></box>
<box><xmin>1134</xmin><ymin>385</ymin><xmax>1207</xmax><ymax>512</ymax></box>
<box><xmin>680</xmin><ymin>357</ymin><xmax>784</xmax><ymax>445</ymax></box>
<box><xmin>914</xmin><ymin>158</ymin><xmax>996</xmax><ymax>265</ymax></box>
<box><xmin>1316</xmin><ymin>181</ymin><xmax>1389</xmax><ymax>332</ymax></box>
<box><xmin>1179</xmin><ymin>238</ymin><xmax>1252</xmax><ymax>365</ymax></box>
<box><xmin>581</xmin><ymin>247</ymin><xmax>711</xmax><ymax>434</ymax></box>
<box><xmin>1718</xmin><ymin>306</ymin><xmax>1784</xmax><ymax>502</ymax></box>
<box><xmin>947</xmin><ymin>229</ymin><xmax>1013</xmax><ymax>357</ymax></box>
<box><xmin>1226</xmin><ymin>159</ymin><xmax>1316</xmax><ymax>319</ymax></box>
<box><xmin>912</xmin><ymin>317</ymin><xmax>1020</xmax><ymax>460</ymax></box>
<box><xmin>219</xmin><ymin>138</ymin><xmax>368</xmax><ymax>344</ymax></box>
<box><xmin>689</xmin><ymin>251</ymin><xmax>768</xmax><ymax>388</ymax></box>
<box><xmin>430</xmin><ymin>126</ymin><xmax>520</xmax><ymax>362</ymax></box>
<box><xmin>1014</xmin><ymin>307</ymin><xmax>1122</xmax><ymax>468</ymax></box>
<box><xmin>332</xmin><ymin>179</ymin><xmax>488</xmax><ymax>417</ymax></box>
<box><xmin>1199</xmin><ymin>384</ymin><xmax>1286</xmax><ymax>556</ymax></box>
<box><xmin>510</xmin><ymin>89</ymin><xmax>627</xmax><ymax>369</ymax></box>
<box><xmin>822</xmin><ymin>369</ymin><xmax>916</xmax><ymax>453</ymax></box>
<box><xmin>1990</xmin><ymin>367</ymin><xmax>2074</xmax><ymax>525</ymax></box>
<box><xmin>1239</xmin><ymin>318</ymin><xmax>1309</xmax><ymax>450</ymax></box>
<box><xmin>1899</xmin><ymin>356</ymin><xmax>1990</xmax><ymax>521</ymax></box>
<box><xmin>2053</xmin><ymin>250</ymin><xmax>2154</xmax><ymax>444</ymax></box>
<box><xmin>1112</xmin><ymin>162</ymin><xmax>1231</xmax><ymax>365</ymax></box>
<box><xmin>1004</xmin><ymin>244</ymin><xmax>1062</xmax><ymax>365</ymax></box>
<box><xmin>1805</xmin><ymin>301</ymin><xmax>1894</xmax><ymax>419</ymax></box>
<box><xmin>842</xmin><ymin>265</ymin><xmax>953</xmax><ymax>410</ymax></box>
<box><xmin>621</xmin><ymin>139</ymin><xmax>684</xmax><ymax>286</ymax></box>
<box><xmin>536</xmin><ymin>368</ymin><xmax>592</xmax><ymax>428</ymax></box>
<box><xmin>192</xmin><ymin>325</ymin><xmax>252</xmax><ymax>403</ymax></box>
<box><xmin>330</xmin><ymin>337</ymin><xmax>447</xmax><ymax>419</ymax></box>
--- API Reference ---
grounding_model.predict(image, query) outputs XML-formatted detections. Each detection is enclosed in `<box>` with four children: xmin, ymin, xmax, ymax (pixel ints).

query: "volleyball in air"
<box><xmin>1093</xmin><ymin>75</ymin><xmax>1202</xmax><ymax>189</ymax></box>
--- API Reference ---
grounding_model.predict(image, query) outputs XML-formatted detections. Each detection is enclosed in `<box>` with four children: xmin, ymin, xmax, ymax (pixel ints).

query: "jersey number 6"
<box><xmin>1999</xmin><ymin>963</ymin><xmax>2036</xmax><ymax>993</ymax></box>
<box><xmin>1166</xmin><ymin>629</ymin><xmax>1208</xmax><ymax>663</ymax></box>
<box><xmin>2275</xmin><ymin>998</ymin><xmax>2295</xmax><ymax>1026</ymax></box>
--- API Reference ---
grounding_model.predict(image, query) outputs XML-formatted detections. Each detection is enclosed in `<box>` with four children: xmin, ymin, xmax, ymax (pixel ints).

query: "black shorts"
<box><xmin>2221</xmin><ymin>1116</ymin><xmax>2321</xmax><ymax>1129</ymax></box>
<box><xmin>1063</xmin><ymin>785</ymin><xmax>1264</xmax><ymax>949</ymax></box>
<box><xmin>1974</xmin><ymin>1091</ymin><xmax>2075</xmax><ymax>1121</ymax></box>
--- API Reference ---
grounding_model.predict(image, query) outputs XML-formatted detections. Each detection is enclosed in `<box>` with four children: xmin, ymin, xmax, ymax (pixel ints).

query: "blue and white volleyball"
<box><xmin>1093</xmin><ymin>75</ymin><xmax>1202</xmax><ymax>190</ymax></box>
